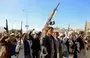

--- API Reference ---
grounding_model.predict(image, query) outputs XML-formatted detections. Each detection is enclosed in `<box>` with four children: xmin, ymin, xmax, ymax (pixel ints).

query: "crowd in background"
<box><xmin>0</xmin><ymin>26</ymin><xmax>89</xmax><ymax>58</ymax></box>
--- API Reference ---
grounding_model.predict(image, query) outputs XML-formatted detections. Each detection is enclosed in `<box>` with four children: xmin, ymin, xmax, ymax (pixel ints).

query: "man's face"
<box><xmin>80</xmin><ymin>33</ymin><xmax>84</xmax><ymax>38</ymax></box>
<box><xmin>33</xmin><ymin>34</ymin><xmax>38</xmax><ymax>39</ymax></box>
<box><xmin>68</xmin><ymin>34</ymin><xmax>73</xmax><ymax>39</ymax></box>
<box><xmin>42</xmin><ymin>27</ymin><xmax>49</xmax><ymax>35</ymax></box>
<box><xmin>47</xmin><ymin>29</ymin><xmax>53</xmax><ymax>36</ymax></box>
<box><xmin>54</xmin><ymin>32</ymin><xmax>59</xmax><ymax>38</ymax></box>
<box><xmin>56</xmin><ymin>32</ymin><xmax>59</xmax><ymax>38</ymax></box>
<box><xmin>10</xmin><ymin>35</ymin><xmax>16</xmax><ymax>41</ymax></box>
<box><xmin>87</xmin><ymin>32</ymin><xmax>90</xmax><ymax>38</ymax></box>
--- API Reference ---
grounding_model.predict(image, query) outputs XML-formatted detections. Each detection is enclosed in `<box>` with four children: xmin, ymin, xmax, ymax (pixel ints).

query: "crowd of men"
<box><xmin>0</xmin><ymin>26</ymin><xmax>90</xmax><ymax>58</ymax></box>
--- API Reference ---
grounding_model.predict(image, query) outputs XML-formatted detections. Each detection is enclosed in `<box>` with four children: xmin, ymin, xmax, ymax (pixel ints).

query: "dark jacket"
<box><xmin>42</xmin><ymin>35</ymin><xmax>56</xmax><ymax>58</ymax></box>
<box><xmin>24</xmin><ymin>40</ymin><xmax>30</xmax><ymax>56</ymax></box>
<box><xmin>31</xmin><ymin>38</ymin><xmax>41</xmax><ymax>54</ymax></box>
<box><xmin>76</xmin><ymin>36</ymin><xmax>85</xmax><ymax>50</ymax></box>
<box><xmin>58</xmin><ymin>39</ymin><xmax>63</xmax><ymax>58</ymax></box>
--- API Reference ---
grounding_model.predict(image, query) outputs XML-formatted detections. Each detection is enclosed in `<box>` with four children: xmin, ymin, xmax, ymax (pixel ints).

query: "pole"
<box><xmin>85</xmin><ymin>21</ymin><xmax>87</xmax><ymax>37</ymax></box>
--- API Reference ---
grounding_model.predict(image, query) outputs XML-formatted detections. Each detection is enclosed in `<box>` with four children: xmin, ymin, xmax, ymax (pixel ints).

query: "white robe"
<box><xmin>79</xmin><ymin>49</ymin><xmax>86</xmax><ymax>58</ymax></box>
<box><xmin>87</xmin><ymin>50</ymin><xmax>90</xmax><ymax>58</ymax></box>
<box><xmin>15</xmin><ymin>40</ymin><xmax>24</xmax><ymax>58</ymax></box>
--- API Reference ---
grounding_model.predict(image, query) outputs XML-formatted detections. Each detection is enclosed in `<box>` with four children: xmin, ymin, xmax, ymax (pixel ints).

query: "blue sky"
<box><xmin>0</xmin><ymin>0</ymin><xmax>90</xmax><ymax>31</ymax></box>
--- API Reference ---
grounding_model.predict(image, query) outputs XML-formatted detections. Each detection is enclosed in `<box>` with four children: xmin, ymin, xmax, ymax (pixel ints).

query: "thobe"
<box><xmin>61</xmin><ymin>37</ymin><xmax>69</xmax><ymax>58</ymax></box>
<box><xmin>55</xmin><ymin>38</ymin><xmax>59</xmax><ymax>58</ymax></box>
<box><xmin>55</xmin><ymin>38</ymin><xmax>62</xmax><ymax>58</ymax></box>
<box><xmin>86</xmin><ymin>37</ymin><xmax>90</xmax><ymax>58</ymax></box>
<box><xmin>15</xmin><ymin>39</ymin><xmax>24</xmax><ymax>58</ymax></box>
<box><xmin>16</xmin><ymin>39</ymin><xmax>32</xmax><ymax>58</ymax></box>
<box><xmin>77</xmin><ymin>37</ymin><xmax>86</xmax><ymax>58</ymax></box>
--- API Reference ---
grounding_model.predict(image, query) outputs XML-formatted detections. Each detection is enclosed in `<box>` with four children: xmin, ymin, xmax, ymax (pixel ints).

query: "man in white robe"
<box><xmin>15</xmin><ymin>39</ymin><xmax>24</xmax><ymax>58</ymax></box>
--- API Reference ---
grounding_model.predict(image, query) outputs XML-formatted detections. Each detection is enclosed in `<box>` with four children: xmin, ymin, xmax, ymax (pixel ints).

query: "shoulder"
<box><xmin>43</xmin><ymin>35</ymin><xmax>49</xmax><ymax>40</ymax></box>
<box><xmin>76</xmin><ymin>37</ymin><xmax>81</xmax><ymax>41</ymax></box>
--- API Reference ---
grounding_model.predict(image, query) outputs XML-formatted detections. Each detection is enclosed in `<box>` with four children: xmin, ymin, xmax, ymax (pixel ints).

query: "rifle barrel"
<box><xmin>44</xmin><ymin>3</ymin><xmax>60</xmax><ymax>28</ymax></box>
